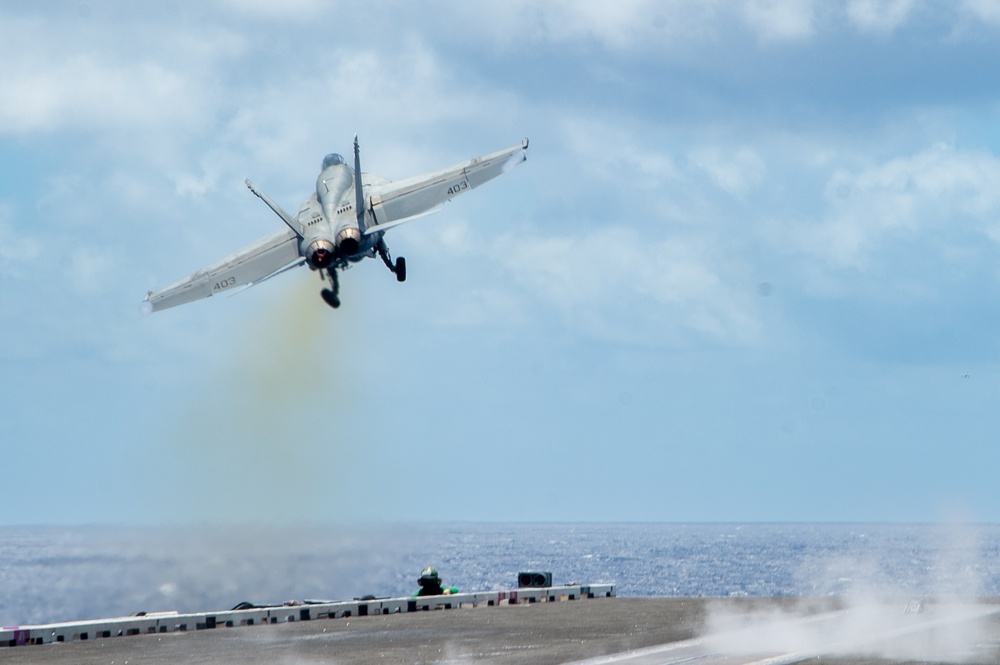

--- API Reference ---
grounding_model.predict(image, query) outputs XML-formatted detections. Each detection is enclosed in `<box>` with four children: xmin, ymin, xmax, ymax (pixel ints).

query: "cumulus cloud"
<box><xmin>418</xmin><ymin>0</ymin><xmax>723</xmax><ymax>52</ymax></box>
<box><xmin>0</xmin><ymin>15</ymin><xmax>235</xmax><ymax>138</ymax></box>
<box><xmin>742</xmin><ymin>0</ymin><xmax>817</xmax><ymax>42</ymax></box>
<box><xmin>789</xmin><ymin>144</ymin><xmax>1000</xmax><ymax>270</ymax></box>
<box><xmin>558</xmin><ymin>116</ymin><xmax>680</xmax><ymax>192</ymax></box>
<box><xmin>344</xmin><ymin>0</ymin><xmax>1000</xmax><ymax>57</ymax></box>
<box><xmin>846</xmin><ymin>0</ymin><xmax>915</xmax><ymax>33</ymax></box>
<box><xmin>424</xmin><ymin>0</ymin><xmax>1000</xmax><ymax>55</ymax></box>
<box><xmin>689</xmin><ymin>147</ymin><xmax>767</xmax><ymax>198</ymax></box>
<box><xmin>66</xmin><ymin>247</ymin><xmax>113</xmax><ymax>295</ymax></box>
<box><xmin>960</xmin><ymin>0</ymin><xmax>1000</xmax><ymax>25</ymax></box>
<box><xmin>213</xmin><ymin>0</ymin><xmax>328</xmax><ymax>20</ymax></box>
<box><xmin>491</xmin><ymin>226</ymin><xmax>761</xmax><ymax>346</ymax></box>
<box><xmin>0</xmin><ymin>55</ymin><xmax>190</xmax><ymax>135</ymax></box>
<box><xmin>0</xmin><ymin>209</ymin><xmax>40</xmax><ymax>279</ymax></box>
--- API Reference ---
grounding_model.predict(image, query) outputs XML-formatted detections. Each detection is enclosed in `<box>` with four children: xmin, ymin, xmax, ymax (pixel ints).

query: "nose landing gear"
<box><xmin>319</xmin><ymin>240</ymin><xmax>405</xmax><ymax>309</ymax></box>
<box><xmin>320</xmin><ymin>268</ymin><xmax>340</xmax><ymax>308</ymax></box>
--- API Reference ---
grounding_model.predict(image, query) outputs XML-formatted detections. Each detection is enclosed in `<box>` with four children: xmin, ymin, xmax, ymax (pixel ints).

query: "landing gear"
<box><xmin>320</xmin><ymin>268</ymin><xmax>340</xmax><ymax>308</ymax></box>
<box><xmin>320</xmin><ymin>288</ymin><xmax>340</xmax><ymax>308</ymax></box>
<box><xmin>378</xmin><ymin>240</ymin><xmax>406</xmax><ymax>283</ymax></box>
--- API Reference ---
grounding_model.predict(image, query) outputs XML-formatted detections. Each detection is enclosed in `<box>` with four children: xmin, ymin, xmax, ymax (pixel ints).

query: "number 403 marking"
<box><xmin>447</xmin><ymin>180</ymin><xmax>469</xmax><ymax>196</ymax></box>
<box><xmin>213</xmin><ymin>276</ymin><xmax>237</xmax><ymax>292</ymax></box>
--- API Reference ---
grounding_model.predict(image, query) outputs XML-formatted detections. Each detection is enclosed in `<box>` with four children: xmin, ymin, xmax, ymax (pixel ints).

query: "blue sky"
<box><xmin>3</xmin><ymin>0</ymin><xmax>1000</xmax><ymax>525</ymax></box>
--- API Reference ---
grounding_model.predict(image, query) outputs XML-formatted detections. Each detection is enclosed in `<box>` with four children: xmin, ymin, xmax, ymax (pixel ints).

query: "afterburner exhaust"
<box><xmin>335</xmin><ymin>226</ymin><xmax>362</xmax><ymax>256</ymax></box>
<box><xmin>306</xmin><ymin>238</ymin><xmax>335</xmax><ymax>268</ymax></box>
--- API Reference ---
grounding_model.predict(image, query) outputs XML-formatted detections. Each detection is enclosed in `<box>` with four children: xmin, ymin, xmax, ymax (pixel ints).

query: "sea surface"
<box><xmin>2</xmin><ymin>523</ymin><xmax>999</xmax><ymax>627</ymax></box>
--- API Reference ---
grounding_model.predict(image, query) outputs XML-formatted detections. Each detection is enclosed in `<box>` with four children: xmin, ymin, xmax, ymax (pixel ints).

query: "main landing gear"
<box><xmin>318</xmin><ymin>242</ymin><xmax>407</xmax><ymax>309</ymax></box>
<box><xmin>378</xmin><ymin>240</ymin><xmax>406</xmax><ymax>283</ymax></box>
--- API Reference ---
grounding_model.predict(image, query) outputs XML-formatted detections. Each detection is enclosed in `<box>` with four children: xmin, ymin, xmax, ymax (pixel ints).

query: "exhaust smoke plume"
<box><xmin>158</xmin><ymin>272</ymin><xmax>371</xmax><ymax>524</ymax></box>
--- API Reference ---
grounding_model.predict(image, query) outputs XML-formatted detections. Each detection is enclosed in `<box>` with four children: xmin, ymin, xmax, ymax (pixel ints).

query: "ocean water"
<box><xmin>2</xmin><ymin>522</ymin><xmax>999</xmax><ymax>627</ymax></box>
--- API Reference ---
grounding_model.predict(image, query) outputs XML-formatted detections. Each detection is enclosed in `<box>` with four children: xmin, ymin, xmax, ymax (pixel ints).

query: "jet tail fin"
<box><xmin>353</xmin><ymin>134</ymin><xmax>366</xmax><ymax>234</ymax></box>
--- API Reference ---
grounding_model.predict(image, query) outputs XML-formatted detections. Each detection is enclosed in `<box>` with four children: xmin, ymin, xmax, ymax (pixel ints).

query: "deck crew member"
<box><xmin>414</xmin><ymin>566</ymin><xmax>458</xmax><ymax>596</ymax></box>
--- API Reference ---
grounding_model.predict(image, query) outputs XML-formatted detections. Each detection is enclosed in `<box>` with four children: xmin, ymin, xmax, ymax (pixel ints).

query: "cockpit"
<box><xmin>322</xmin><ymin>153</ymin><xmax>346</xmax><ymax>170</ymax></box>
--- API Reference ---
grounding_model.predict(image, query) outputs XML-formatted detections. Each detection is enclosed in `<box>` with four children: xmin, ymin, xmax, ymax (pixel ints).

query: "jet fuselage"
<box><xmin>296</xmin><ymin>154</ymin><xmax>378</xmax><ymax>269</ymax></box>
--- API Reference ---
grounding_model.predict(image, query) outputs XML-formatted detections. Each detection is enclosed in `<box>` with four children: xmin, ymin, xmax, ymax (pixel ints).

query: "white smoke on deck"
<box><xmin>703</xmin><ymin>523</ymin><xmax>996</xmax><ymax>663</ymax></box>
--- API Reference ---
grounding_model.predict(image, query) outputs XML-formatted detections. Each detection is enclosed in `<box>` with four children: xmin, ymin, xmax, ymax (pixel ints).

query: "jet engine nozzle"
<box><xmin>306</xmin><ymin>238</ymin><xmax>336</xmax><ymax>268</ymax></box>
<box><xmin>335</xmin><ymin>226</ymin><xmax>362</xmax><ymax>256</ymax></box>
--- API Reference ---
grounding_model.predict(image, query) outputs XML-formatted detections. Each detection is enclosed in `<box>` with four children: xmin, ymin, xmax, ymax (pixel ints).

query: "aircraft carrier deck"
<box><xmin>3</xmin><ymin>587</ymin><xmax>1000</xmax><ymax>664</ymax></box>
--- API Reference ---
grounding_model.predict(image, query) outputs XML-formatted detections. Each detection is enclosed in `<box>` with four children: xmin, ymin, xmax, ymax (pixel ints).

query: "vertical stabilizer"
<box><xmin>353</xmin><ymin>135</ymin><xmax>366</xmax><ymax>234</ymax></box>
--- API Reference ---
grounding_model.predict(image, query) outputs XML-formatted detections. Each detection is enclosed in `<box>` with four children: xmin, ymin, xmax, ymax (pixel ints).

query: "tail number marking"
<box><xmin>447</xmin><ymin>180</ymin><xmax>469</xmax><ymax>196</ymax></box>
<box><xmin>213</xmin><ymin>276</ymin><xmax>237</xmax><ymax>292</ymax></box>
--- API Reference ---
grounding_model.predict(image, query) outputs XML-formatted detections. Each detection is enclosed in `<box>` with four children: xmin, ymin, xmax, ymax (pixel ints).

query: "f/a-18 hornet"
<box><xmin>143</xmin><ymin>137</ymin><xmax>529</xmax><ymax>312</ymax></box>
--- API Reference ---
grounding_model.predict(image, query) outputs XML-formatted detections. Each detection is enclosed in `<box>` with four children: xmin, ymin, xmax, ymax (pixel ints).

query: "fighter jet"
<box><xmin>143</xmin><ymin>137</ymin><xmax>529</xmax><ymax>312</ymax></box>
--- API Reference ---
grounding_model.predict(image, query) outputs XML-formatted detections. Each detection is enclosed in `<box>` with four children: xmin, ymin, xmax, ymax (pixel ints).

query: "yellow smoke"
<box><xmin>160</xmin><ymin>270</ymin><xmax>371</xmax><ymax>524</ymax></box>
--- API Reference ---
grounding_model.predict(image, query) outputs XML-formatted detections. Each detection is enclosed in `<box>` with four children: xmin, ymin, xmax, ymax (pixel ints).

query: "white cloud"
<box><xmin>0</xmin><ymin>16</ymin><xmax>234</xmax><ymax>137</ymax></box>
<box><xmin>846</xmin><ymin>0</ymin><xmax>915</xmax><ymax>33</ymax></box>
<box><xmin>66</xmin><ymin>247</ymin><xmax>113</xmax><ymax>295</ymax></box>
<box><xmin>320</xmin><ymin>47</ymin><xmax>489</xmax><ymax>133</ymax></box>
<box><xmin>0</xmin><ymin>209</ymin><xmax>40</xmax><ymax>279</ymax></box>
<box><xmin>791</xmin><ymin>144</ymin><xmax>1000</xmax><ymax>269</ymax></box>
<box><xmin>432</xmin><ymin>0</ymin><xmax>1000</xmax><ymax>53</ymax></box>
<box><xmin>690</xmin><ymin>147</ymin><xmax>767</xmax><ymax>198</ymax></box>
<box><xmin>960</xmin><ymin>0</ymin><xmax>1000</xmax><ymax>25</ymax></box>
<box><xmin>0</xmin><ymin>55</ymin><xmax>186</xmax><ymax>134</ymax></box>
<box><xmin>491</xmin><ymin>226</ymin><xmax>761</xmax><ymax>346</ymax></box>
<box><xmin>179</xmin><ymin>42</ymin><xmax>516</xmax><ymax>190</ymax></box>
<box><xmin>742</xmin><ymin>0</ymin><xmax>817</xmax><ymax>42</ymax></box>
<box><xmin>426</xmin><ymin>0</ymin><xmax>724</xmax><ymax>52</ymax></box>
<box><xmin>212</xmin><ymin>0</ymin><xmax>327</xmax><ymax>20</ymax></box>
<box><xmin>558</xmin><ymin>115</ymin><xmax>681</xmax><ymax>195</ymax></box>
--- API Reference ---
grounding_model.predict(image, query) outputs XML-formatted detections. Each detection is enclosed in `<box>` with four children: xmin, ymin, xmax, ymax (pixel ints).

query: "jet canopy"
<box><xmin>322</xmin><ymin>153</ymin><xmax>346</xmax><ymax>169</ymax></box>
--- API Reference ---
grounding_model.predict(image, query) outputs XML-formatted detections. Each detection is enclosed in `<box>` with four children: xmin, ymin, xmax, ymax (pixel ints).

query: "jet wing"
<box><xmin>364</xmin><ymin>138</ymin><xmax>528</xmax><ymax>234</ymax></box>
<box><xmin>144</xmin><ymin>228</ymin><xmax>302</xmax><ymax>312</ymax></box>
